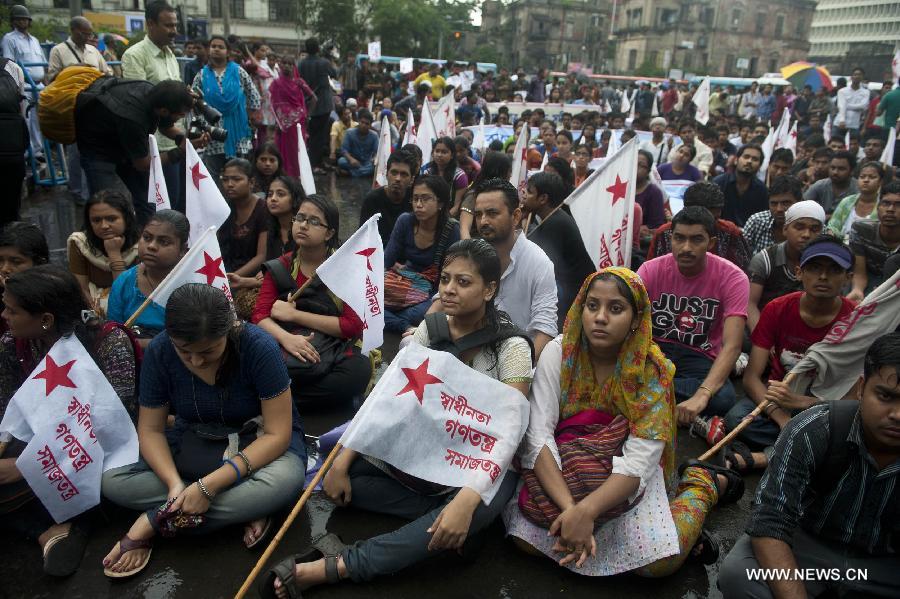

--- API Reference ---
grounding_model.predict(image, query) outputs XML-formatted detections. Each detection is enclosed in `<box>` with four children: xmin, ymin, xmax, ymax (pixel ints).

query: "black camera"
<box><xmin>189</xmin><ymin>90</ymin><xmax>228</xmax><ymax>143</ymax></box>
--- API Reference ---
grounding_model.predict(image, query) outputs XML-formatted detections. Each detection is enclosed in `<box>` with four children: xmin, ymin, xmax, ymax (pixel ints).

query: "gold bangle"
<box><xmin>698</xmin><ymin>385</ymin><xmax>714</xmax><ymax>396</ymax></box>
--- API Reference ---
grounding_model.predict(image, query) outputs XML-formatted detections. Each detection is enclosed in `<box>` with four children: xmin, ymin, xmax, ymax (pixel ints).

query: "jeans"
<box><xmin>340</xmin><ymin>459</ymin><xmax>518</xmax><ymax>582</ymax></box>
<box><xmin>724</xmin><ymin>397</ymin><xmax>782</xmax><ymax>450</ymax></box>
<box><xmin>719</xmin><ymin>530</ymin><xmax>900</xmax><ymax>598</ymax></box>
<box><xmin>660</xmin><ymin>342</ymin><xmax>736</xmax><ymax>417</ymax></box>
<box><xmin>384</xmin><ymin>300</ymin><xmax>430</xmax><ymax>334</ymax></box>
<box><xmin>101</xmin><ymin>451</ymin><xmax>305</xmax><ymax>534</ymax></box>
<box><xmin>65</xmin><ymin>144</ymin><xmax>89</xmax><ymax>201</ymax></box>
<box><xmin>79</xmin><ymin>151</ymin><xmax>153</xmax><ymax>225</ymax></box>
<box><xmin>337</xmin><ymin>156</ymin><xmax>374</xmax><ymax>178</ymax></box>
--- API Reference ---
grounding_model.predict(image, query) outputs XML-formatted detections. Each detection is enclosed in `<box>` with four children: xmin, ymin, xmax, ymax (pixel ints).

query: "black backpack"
<box><xmin>0</xmin><ymin>58</ymin><xmax>28</xmax><ymax>160</ymax></box>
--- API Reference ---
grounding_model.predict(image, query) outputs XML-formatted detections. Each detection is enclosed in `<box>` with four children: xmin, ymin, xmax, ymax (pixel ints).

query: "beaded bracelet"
<box><xmin>196</xmin><ymin>477</ymin><xmax>215</xmax><ymax>500</ymax></box>
<box><xmin>223</xmin><ymin>458</ymin><xmax>242</xmax><ymax>482</ymax></box>
<box><xmin>236</xmin><ymin>450</ymin><xmax>253</xmax><ymax>476</ymax></box>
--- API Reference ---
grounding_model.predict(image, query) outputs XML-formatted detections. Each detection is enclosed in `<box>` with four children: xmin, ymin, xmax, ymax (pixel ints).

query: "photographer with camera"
<box><xmin>190</xmin><ymin>35</ymin><xmax>261</xmax><ymax>183</ymax></box>
<box><xmin>73</xmin><ymin>78</ymin><xmax>195</xmax><ymax>225</ymax></box>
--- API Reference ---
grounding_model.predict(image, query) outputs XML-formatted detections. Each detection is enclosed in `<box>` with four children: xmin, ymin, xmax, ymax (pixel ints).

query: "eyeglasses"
<box><xmin>293</xmin><ymin>214</ymin><xmax>328</xmax><ymax>227</ymax></box>
<box><xmin>411</xmin><ymin>195</ymin><xmax>437</xmax><ymax>205</ymax></box>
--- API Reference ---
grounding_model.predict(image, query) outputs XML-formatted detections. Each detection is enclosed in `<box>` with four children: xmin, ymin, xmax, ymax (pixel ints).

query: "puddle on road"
<box><xmin>133</xmin><ymin>567</ymin><xmax>182</xmax><ymax>599</ymax></box>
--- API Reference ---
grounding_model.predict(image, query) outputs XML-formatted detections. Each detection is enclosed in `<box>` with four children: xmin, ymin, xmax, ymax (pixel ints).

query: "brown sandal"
<box><xmin>103</xmin><ymin>534</ymin><xmax>153</xmax><ymax>579</ymax></box>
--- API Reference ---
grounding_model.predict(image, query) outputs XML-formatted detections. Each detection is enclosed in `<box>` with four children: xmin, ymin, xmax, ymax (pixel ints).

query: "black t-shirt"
<box><xmin>219</xmin><ymin>198</ymin><xmax>269</xmax><ymax>273</ymax></box>
<box><xmin>527</xmin><ymin>208</ymin><xmax>595</xmax><ymax>327</ymax></box>
<box><xmin>360</xmin><ymin>187</ymin><xmax>412</xmax><ymax>246</ymax></box>
<box><xmin>75</xmin><ymin>79</ymin><xmax>157</xmax><ymax>163</ymax></box>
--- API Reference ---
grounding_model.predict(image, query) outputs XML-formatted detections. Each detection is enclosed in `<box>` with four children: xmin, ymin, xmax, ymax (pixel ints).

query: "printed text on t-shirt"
<box><xmin>651</xmin><ymin>293</ymin><xmax>720</xmax><ymax>351</ymax></box>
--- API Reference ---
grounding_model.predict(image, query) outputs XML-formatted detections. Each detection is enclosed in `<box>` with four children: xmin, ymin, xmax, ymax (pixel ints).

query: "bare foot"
<box><xmin>38</xmin><ymin>522</ymin><xmax>72</xmax><ymax>550</ymax></box>
<box><xmin>102</xmin><ymin>513</ymin><xmax>154</xmax><ymax>573</ymax></box>
<box><xmin>243</xmin><ymin>517</ymin><xmax>268</xmax><ymax>547</ymax></box>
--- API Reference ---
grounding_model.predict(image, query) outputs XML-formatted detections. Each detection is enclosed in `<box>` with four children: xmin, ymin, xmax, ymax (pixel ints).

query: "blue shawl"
<box><xmin>201</xmin><ymin>62</ymin><xmax>251</xmax><ymax>157</ymax></box>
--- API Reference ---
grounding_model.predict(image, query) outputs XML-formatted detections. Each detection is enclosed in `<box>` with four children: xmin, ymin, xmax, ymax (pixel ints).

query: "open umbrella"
<box><xmin>781</xmin><ymin>62</ymin><xmax>833</xmax><ymax>91</ymax></box>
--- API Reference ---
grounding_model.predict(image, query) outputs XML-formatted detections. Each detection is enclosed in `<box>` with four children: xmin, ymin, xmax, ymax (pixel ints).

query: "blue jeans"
<box><xmin>724</xmin><ymin>397</ymin><xmax>782</xmax><ymax>450</ymax></box>
<box><xmin>660</xmin><ymin>342</ymin><xmax>736</xmax><ymax>417</ymax></box>
<box><xmin>384</xmin><ymin>300</ymin><xmax>430</xmax><ymax>334</ymax></box>
<box><xmin>101</xmin><ymin>451</ymin><xmax>305</xmax><ymax>534</ymax></box>
<box><xmin>340</xmin><ymin>459</ymin><xmax>518</xmax><ymax>582</ymax></box>
<box><xmin>337</xmin><ymin>156</ymin><xmax>374</xmax><ymax>177</ymax></box>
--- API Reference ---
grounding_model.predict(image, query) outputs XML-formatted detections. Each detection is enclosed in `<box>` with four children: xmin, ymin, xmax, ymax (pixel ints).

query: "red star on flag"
<box><xmin>195</xmin><ymin>251</ymin><xmax>225</xmax><ymax>285</ymax></box>
<box><xmin>33</xmin><ymin>355</ymin><xmax>77</xmax><ymax>396</ymax></box>
<box><xmin>356</xmin><ymin>248</ymin><xmax>376</xmax><ymax>271</ymax></box>
<box><xmin>606</xmin><ymin>175</ymin><xmax>628</xmax><ymax>205</ymax></box>
<box><xmin>790</xmin><ymin>130</ymin><xmax>798</xmax><ymax>139</ymax></box>
<box><xmin>397</xmin><ymin>358</ymin><xmax>443</xmax><ymax>404</ymax></box>
<box><xmin>191</xmin><ymin>162</ymin><xmax>207</xmax><ymax>189</ymax></box>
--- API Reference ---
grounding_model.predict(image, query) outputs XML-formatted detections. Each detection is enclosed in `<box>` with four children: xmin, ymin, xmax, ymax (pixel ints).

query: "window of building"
<box><xmin>211</xmin><ymin>0</ymin><xmax>245</xmax><ymax>19</ymax></box>
<box><xmin>269</xmin><ymin>0</ymin><xmax>296</xmax><ymax>21</ymax></box>
<box><xmin>660</xmin><ymin>8</ymin><xmax>678</xmax><ymax>27</ymax></box>
<box><xmin>628</xmin><ymin>49</ymin><xmax>638</xmax><ymax>71</ymax></box>
<box><xmin>731</xmin><ymin>8</ymin><xmax>742</xmax><ymax>30</ymax></box>
<box><xmin>683</xmin><ymin>53</ymin><xmax>693</xmax><ymax>70</ymax></box>
<box><xmin>775</xmin><ymin>15</ymin><xmax>784</xmax><ymax>37</ymax></box>
<box><xmin>701</xmin><ymin>8</ymin><xmax>715</xmax><ymax>27</ymax></box>
<box><xmin>54</xmin><ymin>0</ymin><xmax>92</xmax><ymax>8</ymax></box>
<box><xmin>627</xmin><ymin>8</ymin><xmax>643</xmax><ymax>28</ymax></box>
<box><xmin>749</xmin><ymin>56</ymin><xmax>759</xmax><ymax>75</ymax></box>
<box><xmin>649</xmin><ymin>50</ymin><xmax>659</xmax><ymax>66</ymax></box>
<box><xmin>725</xmin><ymin>54</ymin><xmax>736</xmax><ymax>76</ymax></box>
<box><xmin>768</xmin><ymin>58</ymin><xmax>778</xmax><ymax>73</ymax></box>
<box><xmin>755</xmin><ymin>13</ymin><xmax>766</xmax><ymax>35</ymax></box>
<box><xmin>796</xmin><ymin>18</ymin><xmax>804</xmax><ymax>37</ymax></box>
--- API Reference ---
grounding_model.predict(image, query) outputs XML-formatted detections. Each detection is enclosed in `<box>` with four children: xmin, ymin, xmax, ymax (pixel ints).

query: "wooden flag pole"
<box><xmin>234</xmin><ymin>442</ymin><xmax>344</xmax><ymax>599</ymax></box>
<box><xmin>124</xmin><ymin>295</ymin><xmax>155</xmax><ymax>329</ymax></box>
<box><xmin>286</xmin><ymin>277</ymin><xmax>314</xmax><ymax>304</ymax></box>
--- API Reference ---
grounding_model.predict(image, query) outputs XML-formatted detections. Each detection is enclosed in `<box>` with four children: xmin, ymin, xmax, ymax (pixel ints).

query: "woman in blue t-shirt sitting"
<box><xmin>100</xmin><ymin>284</ymin><xmax>305</xmax><ymax>579</ymax></box>
<box><xmin>107</xmin><ymin>210</ymin><xmax>189</xmax><ymax>344</ymax></box>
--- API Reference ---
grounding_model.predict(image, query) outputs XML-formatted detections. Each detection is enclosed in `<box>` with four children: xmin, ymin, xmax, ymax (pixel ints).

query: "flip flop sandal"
<box><xmin>688</xmin><ymin>529</ymin><xmax>720</xmax><ymax>566</ymax></box>
<box><xmin>103</xmin><ymin>534</ymin><xmax>153</xmax><ymax>579</ymax></box>
<box><xmin>42</xmin><ymin>525</ymin><xmax>88</xmax><ymax>577</ymax></box>
<box><xmin>246</xmin><ymin>517</ymin><xmax>273</xmax><ymax>550</ymax></box>
<box><xmin>723</xmin><ymin>441</ymin><xmax>755</xmax><ymax>473</ymax></box>
<box><xmin>258</xmin><ymin>535</ymin><xmax>344</xmax><ymax>599</ymax></box>
<box><xmin>679</xmin><ymin>459</ymin><xmax>745</xmax><ymax>504</ymax></box>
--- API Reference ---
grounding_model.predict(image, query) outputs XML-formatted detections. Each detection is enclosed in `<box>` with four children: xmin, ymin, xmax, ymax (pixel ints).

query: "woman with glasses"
<box><xmin>251</xmin><ymin>194</ymin><xmax>371</xmax><ymax>410</ymax></box>
<box><xmin>383</xmin><ymin>175</ymin><xmax>460</xmax><ymax>334</ymax></box>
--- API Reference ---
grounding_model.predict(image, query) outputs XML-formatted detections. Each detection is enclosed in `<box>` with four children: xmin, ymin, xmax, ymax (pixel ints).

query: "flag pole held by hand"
<box><xmin>234</xmin><ymin>442</ymin><xmax>344</xmax><ymax>599</ymax></box>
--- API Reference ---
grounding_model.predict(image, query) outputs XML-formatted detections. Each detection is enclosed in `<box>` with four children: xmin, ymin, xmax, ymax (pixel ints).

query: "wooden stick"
<box><xmin>698</xmin><ymin>401</ymin><xmax>769</xmax><ymax>461</ymax></box>
<box><xmin>124</xmin><ymin>294</ymin><xmax>155</xmax><ymax>328</ymax></box>
<box><xmin>286</xmin><ymin>276</ymin><xmax>314</xmax><ymax>304</ymax></box>
<box><xmin>234</xmin><ymin>442</ymin><xmax>344</xmax><ymax>599</ymax></box>
<box><xmin>0</xmin><ymin>441</ymin><xmax>8</xmax><ymax>458</ymax></box>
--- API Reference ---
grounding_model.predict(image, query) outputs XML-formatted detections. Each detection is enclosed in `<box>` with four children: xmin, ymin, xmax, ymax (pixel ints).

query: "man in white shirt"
<box><xmin>2</xmin><ymin>5</ymin><xmax>44</xmax><ymax>157</ymax></box>
<box><xmin>427</xmin><ymin>178</ymin><xmax>558</xmax><ymax>359</ymax></box>
<box><xmin>739</xmin><ymin>82</ymin><xmax>761</xmax><ymax>120</ymax></box>
<box><xmin>836</xmin><ymin>67</ymin><xmax>871</xmax><ymax>134</ymax></box>
<box><xmin>640</xmin><ymin>116</ymin><xmax>672</xmax><ymax>165</ymax></box>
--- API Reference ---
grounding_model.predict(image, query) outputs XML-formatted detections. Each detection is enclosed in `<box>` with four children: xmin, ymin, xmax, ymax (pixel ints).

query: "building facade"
<box><xmin>612</xmin><ymin>0</ymin><xmax>816</xmax><ymax>77</ymax></box>
<box><xmin>478</xmin><ymin>0</ymin><xmax>609</xmax><ymax>71</ymax></box>
<box><xmin>808</xmin><ymin>0</ymin><xmax>900</xmax><ymax>76</ymax></box>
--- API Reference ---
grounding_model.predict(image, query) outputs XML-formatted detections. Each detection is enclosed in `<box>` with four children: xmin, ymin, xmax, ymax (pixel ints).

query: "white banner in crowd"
<box><xmin>297</xmin><ymin>123</ymin><xmax>317</xmax><ymax>196</ymax></box>
<box><xmin>566</xmin><ymin>137</ymin><xmax>638</xmax><ymax>269</ymax></box>
<box><xmin>784</xmin><ymin>121</ymin><xmax>798</xmax><ymax>158</ymax></box>
<box><xmin>149</xmin><ymin>226</ymin><xmax>232</xmax><ymax>307</ymax></box>
<box><xmin>0</xmin><ymin>335</ymin><xmax>139</xmax><ymax>523</ymax></box>
<box><xmin>402</xmin><ymin>108</ymin><xmax>416</xmax><ymax>146</ymax></box>
<box><xmin>147</xmin><ymin>134</ymin><xmax>170</xmax><ymax>210</ymax></box>
<box><xmin>472</xmin><ymin>116</ymin><xmax>487</xmax><ymax>152</ymax></box>
<box><xmin>373</xmin><ymin>116</ymin><xmax>393</xmax><ymax>188</ymax></box>
<box><xmin>185</xmin><ymin>140</ymin><xmax>230</xmax><ymax>247</ymax></box>
<box><xmin>416</xmin><ymin>97</ymin><xmax>438</xmax><ymax>166</ymax></box>
<box><xmin>509</xmin><ymin>121</ymin><xmax>530</xmax><ymax>197</ymax></box>
<box><xmin>367</xmin><ymin>41</ymin><xmax>381</xmax><ymax>63</ymax></box>
<box><xmin>399</xmin><ymin>57</ymin><xmax>414</xmax><ymax>75</ymax></box>
<box><xmin>339</xmin><ymin>343</ymin><xmax>529</xmax><ymax>504</ymax></box>
<box><xmin>823</xmin><ymin>113</ymin><xmax>832</xmax><ymax>143</ymax></box>
<box><xmin>693</xmin><ymin>76</ymin><xmax>710</xmax><ymax>125</ymax></box>
<box><xmin>316</xmin><ymin>214</ymin><xmax>384</xmax><ymax>354</ymax></box>
<box><xmin>881</xmin><ymin>126</ymin><xmax>896</xmax><ymax>167</ymax></box>
<box><xmin>433</xmin><ymin>93</ymin><xmax>456</xmax><ymax>139</ymax></box>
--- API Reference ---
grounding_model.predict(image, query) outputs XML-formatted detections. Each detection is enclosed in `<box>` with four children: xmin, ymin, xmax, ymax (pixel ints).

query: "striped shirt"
<box><xmin>747</xmin><ymin>404</ymin><xmax>900</xmax><ymax>555</ymax></box>
<box><xmin>742</xmin><ymin>210</ymin><xmax>777</xmax><ymax>255</ymax></box>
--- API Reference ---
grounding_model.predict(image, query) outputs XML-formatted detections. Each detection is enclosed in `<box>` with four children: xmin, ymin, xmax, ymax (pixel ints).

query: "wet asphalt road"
<box><xmin>1</xmin><ymin>176</ymin><xmax>759</xmax><ymax>599</ymax></box>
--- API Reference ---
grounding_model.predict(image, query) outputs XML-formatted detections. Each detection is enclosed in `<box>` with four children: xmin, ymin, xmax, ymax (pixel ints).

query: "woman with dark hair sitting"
<box><xmin>0</xmin><ymin>222</ymin><xmax>50</xmax><ymax>336</ymax></box>
<box><xmin>263</xmin><ymin>239</ymin><xmax>534</xmax><ymax>597</ymax></box>
<box><xmin>0</xmin><ymin>265</ymin><xmax>137</xmax><ymax>576</ymax></box>
<box><xmin>252</xmin><ymin>194</ymin><xmax>371</xmax><ymax>409</ymax></box>
<box><xmin>101</xmin><ymin>283</ymin><xmax>305</xmax><ymax>578</ymax></box>
<box><xmin>108</xmin><ymin>210</ymin><xmax>189</xmax><ymax>343</ymax></box>
<box><xmin>68</xmin><ymin>190</ymin><xmax>140</xmax><ymax>315</ymax></box>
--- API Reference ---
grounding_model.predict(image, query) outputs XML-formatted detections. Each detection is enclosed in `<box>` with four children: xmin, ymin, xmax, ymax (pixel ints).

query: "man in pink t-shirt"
<box><xmin>638</xmin><ymin>206</ymin><xmax>749</xmax><ymax>426</ymax></box>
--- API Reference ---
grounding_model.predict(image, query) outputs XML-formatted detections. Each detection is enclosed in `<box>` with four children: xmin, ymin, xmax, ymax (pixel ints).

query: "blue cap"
<box><xmin>800</xmin><ymin>240</ymin><xmax>853</xmax><ymax>270</ymax></box>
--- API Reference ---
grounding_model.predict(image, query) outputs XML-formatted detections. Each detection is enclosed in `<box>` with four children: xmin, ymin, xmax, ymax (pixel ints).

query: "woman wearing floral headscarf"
<box><xmin>503</xmin><ymin>267</ymin><xmax>744</xmax><ymax>576</ymax></box>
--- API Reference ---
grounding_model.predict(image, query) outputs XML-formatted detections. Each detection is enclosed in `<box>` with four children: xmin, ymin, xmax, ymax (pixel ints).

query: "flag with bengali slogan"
<box><xmin>339</xmin><ymin>343</ymin><xmax>529</xmax><ymax>504</ymax></box>
<box><xmin>148</xmin><ymin>134</ymin><xmax>170</xmax><ymax>210</ymax></box>
<box><xmin>566</xmin><ymin>137</ymin><xmax>638</xmax><ymax>269</ymax></box>
<box><xmin>0</xmin><ymin>335</ymin><xmax>139</xmax><ymax>522</ymax></box>
<box><xmin>315</xmin><ymin>214</ymin><xmax>384</xmax><ymax>354</ymax></box>
<box><xmin>149</xmin><ymin>225</ymin><xmax>233</xmax><ymax>307</ymax></box>
<box><xmin>185</xmin><ymin>139</ymin><xmax>230</xmax><ymax>246</ymax></box>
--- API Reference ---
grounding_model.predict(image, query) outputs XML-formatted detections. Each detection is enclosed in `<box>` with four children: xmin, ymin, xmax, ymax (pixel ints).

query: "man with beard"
<box><xmin>427</xmin><ymin>178</ymin><xmax>558</xmax><ymax>359</ymax></box>
<box><xmin>74</xmin><ymin>79</ymin><xmax>193</xmax><ymax>224</ymax></box>
<box><xmin>714</xmin><ymin>144</ymin><xmax>768</xmax><ymax>227</ymax></box>
<box><xmin>804</xmin><ymin>150</ymin><xmax>859</xmax><ymax>215</ymax></box>
<box><xmin>359</xmin><ymin>149</ymin><xmax>416</xmax><ymax>245</ymax></box>
<box><xmin>742</xmin><ymin>175</ymin><xmax>803</xmax><ymax>255</ymax></box>
<box><xmin>638</xmin><ymin>206</ymin><xmax>749</xmax><ymax>425</ymax></box>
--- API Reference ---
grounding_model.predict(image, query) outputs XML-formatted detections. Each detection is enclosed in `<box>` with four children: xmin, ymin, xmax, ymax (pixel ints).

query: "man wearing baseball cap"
<box><xmin>723</xmin><ymin>235</ymin><xmax>856</xmax><ymax>472</ymax></box>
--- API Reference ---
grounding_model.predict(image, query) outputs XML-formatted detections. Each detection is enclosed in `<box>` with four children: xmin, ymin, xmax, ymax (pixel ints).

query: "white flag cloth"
<box><xmin>373</xmin><ymin>116</ymin><xmax>393</xmax><ymax>188</ymax></box>
<box><xmin>0</xmin><ymin>335</ymin><xmax>138</xmax><ymax>523</ymax></box>
<box><xmin>368</xmin><ymin>94</ymin><xmax>375</xmax><ymax>114</ymax></box>
<box><xmin>509</xmin><ymin>121</ymin><xmax>530</xmax><ymax>199</ymax></box>
<box><xmin>845</xmin><ymin>129</ymin><xmax>851</xmax><ymax>152</ymax></box>
<box><xmin>692</xmin><ymin>77</ymin><xmax>710</xmax><ymax>125</ymax></box>
<box><xmin>472</xmin><ymin>115</ymin><xmax>487</xmax><ymax>152</ymax></box>
<box><xmin>399</xmin><ymin>57</ymin><xmax>414</xmax><ymax>75</ymax></box>
<box><xmin>893</xmin><ymin>50</ymin><xmax>900</xmax><ymax>85</ymax></box>
<box><xmin>603</xmin><ymin>99</ymin><xmax>613</xmax><ymax>115</ymax></box>
<box><xmin>185</xmin><ymin>140</ymin><xmax>230</xmax><ymax>247</ymax></box>
<box><xmin>823</xmin><ymin>113</ymin><xmax>832</xmax><ymax>143</ymax></box>
<box><xmin>881</xmin><ymin>127</ymin><xmax>896</xmax><ymax>167</ymax></box>
<box><xmin>402</xmin><ymin>109</ymin><xmax>417</xmax><ymax>147</ymax></box>
<box><xmin>148</xmin><ymin>134</ymin><xmax>170</xmax><ymax>210</ymax></box>
<box><xmin>759</xmin><ymin>126</ymin><xmax>775</xmax><ymax>182</ymax></box>
<box><xmin>296</xmin><ymin>123</ymin><xmax>317</xmax><ymax>196</ymax></box>
<box><xmin>620</xmin><ymin>90</ymin><xmax>631</xmax><ymax>114</ymax></box>
<box><xmin>650</xmin><ymin>94</ymin><xmax>659</xmax><ymax>117</ymax></box>
<box><xmin>367</xmin><ymin>41</ymin><xmax>381</xmax><ymax>63</ymax></box>
<box><xmin>773</xmin><ymin>108</ymin><xmax>791</xmax><ymax>150</ymax></box>
<box><xmin>339</xmin><ymin>343</ymin><xmax>529</xmax><ymax>503</ymax></box>
<box><xmin>315</xmin><ymin>214</ymin><xmax>384</xmax><ymax>354</ymax></box>
<box><xmin>149</xmin><ymin>226</ymin><xmax>232</xmax><ymax>307</ymax></box>
<box><xmin>627</xmin><ymin>90</ymin><xmax>636</xmax><ymax>121</ymax></box>
<box><xmin>784</xmin><ymin>121</ymin><xmax>798</xmax><ymax>158</ymax></box>
<box><xmin>416</xmin><ymin>98</ymin><xmax>438</xmax><ymax>167</ymax></box>
<box><xmin>539</xmin><ymin>144</ymin><xmax>549</xmax><ymax>171</ymax></box>
<box><xmin>788</xmin><ymin>268</ymin><xmax>900</xmax><ymax>400</ymax></box>
<box><xmin>433</xmin><ymin>93</ymin><xmax>456</xmax><ymax>138</ymax></box>
<box><xmin>566</xmin><ymin>137</ymin><xmax>638</xmax><ymax>269</ymax></box>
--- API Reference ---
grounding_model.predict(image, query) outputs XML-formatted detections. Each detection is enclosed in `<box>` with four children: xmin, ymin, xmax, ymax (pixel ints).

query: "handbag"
<box><xmin>173</xmin><ymin>416</ymin><xmax>263</xmax><ymax>481</ymax></box>
<box><xmin>383</xmin><ymin>218</ymin><xmax>457</xmax><ymax>311</ymax></box>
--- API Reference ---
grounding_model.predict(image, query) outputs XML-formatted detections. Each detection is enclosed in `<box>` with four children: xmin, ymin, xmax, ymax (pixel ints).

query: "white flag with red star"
<box><xmin>566</xmin><ymin>137</ymin><xmax>638</xmax><ymax>269</ymax></box>
<box><xmin>416</xmin><ymin>97</ymin><xmax>438</xmax><ymax>168</ymax></box>
<box><xmin>339</xmin><ymin>343</ymin><xmax>529</xmax><ymax>504</ymax></box>
<box><xmin>373</xmin><ymin>116</ymin><xmax>393</xmax><ymax>188</ymax></box>
<box><xmin>148</xmin><ymin>226</ymin><xmax>233</xmax><ymax>307</ymax></box>
<box><xmin>509</xmin><ymin>121</ymin><xmax>530</xmax><ymax>200</ymax></box>
<box><xmin>147</xmin><ymin>134</ymin><xmax>170</xmax><ymax>210</ymax></box>
<box><xmin>315</xmin><ymin>214</ymin><xmax>384</xmax><ymax>354</ymax></box>
<box><xmin>693</xmin><ymin>77</ymin><xmax>710</xmax><ymax>125</ymax></box>
<box><xmin>402</xmin><ymin>108</ymin><xmax>417</xmax><ymax>146</ymax></box>
<box><xmin>433</xmin><ymin>92</ymin><xmax>456</xmax><ymax>139</ymax></box>
<box><xmin>0</xmin><ymin>335</ymin><xmax>138</xmax><ymax>522</ymax></box>
<box><xmin>296</xmin><ymin>123</ymin><xmax>317</xmax><ymax>196</ymax></box>
<box><xmin>185</xmin><ymin>140</ymin><xmax>231</xmax><ymax>247</ymax></box>
<box><xmin>784</xmin><ymin>121</ymin><xmax>798</xmax><ymax>158</ymax></box>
